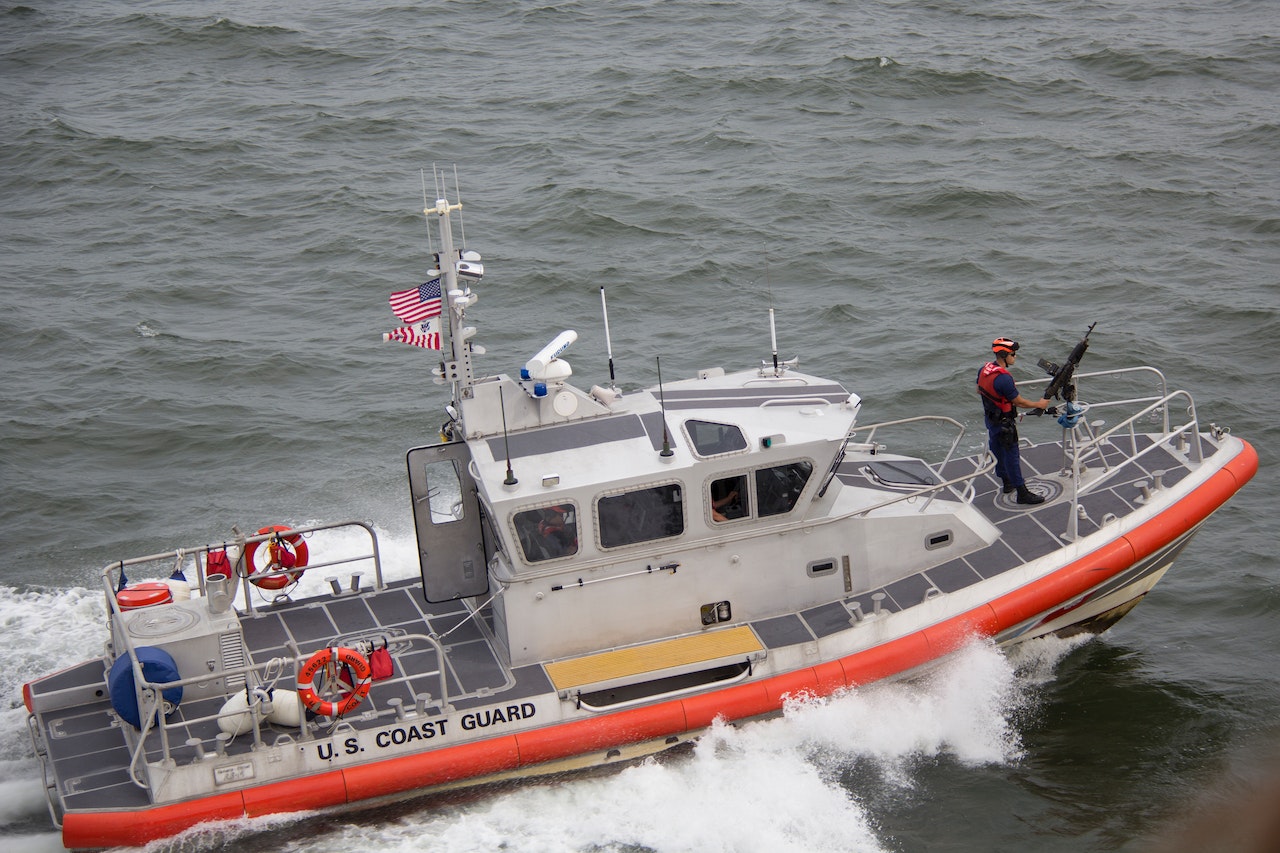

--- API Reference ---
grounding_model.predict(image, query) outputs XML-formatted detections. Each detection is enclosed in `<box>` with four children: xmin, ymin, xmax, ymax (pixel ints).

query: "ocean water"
<box><xmin>2</xmin><ymin>1</ymin><xmax>1278</xmax><ymax>851</ymax></box>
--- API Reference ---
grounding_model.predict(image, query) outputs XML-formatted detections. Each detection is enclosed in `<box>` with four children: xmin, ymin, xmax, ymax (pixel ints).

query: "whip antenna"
<box><xmin>656</xmin><ymin>356</ymin><xmax>673</xmax><ymax>458</ymax></box>
<box><xmin>452</xmin><ymin>163</ymin><xmax>467</xmax><ymax>249</ymax></box>
<box><xmin>600</xmin><ymin>287</ymin><xmax>617</xmax><ymax>388</ymax></box>
<box><xmin>769</xmin><ymin>307</ymin><xmax>779</xmax><ymax>376</ymax></box>
<box><xmin>764</xmin><ymin>250</ymin><xmax>780</xmax><ymax>376</ymax></box>
<box><xmin>499</xmin><ymin>388</ymin><xmax>517</xmax><ymax>486</ymax></box>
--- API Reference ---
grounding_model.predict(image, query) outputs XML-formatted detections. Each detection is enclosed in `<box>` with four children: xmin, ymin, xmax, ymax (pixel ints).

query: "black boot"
<box><xmin>1016</xmin><ymin>485</ymin><xmax>1045</xmax><ymax>505</ymax></box>
<box><xmin>1001</xmin><ymin>477</ymin><xmax>1015</xmax><ymax>494</ymax></box>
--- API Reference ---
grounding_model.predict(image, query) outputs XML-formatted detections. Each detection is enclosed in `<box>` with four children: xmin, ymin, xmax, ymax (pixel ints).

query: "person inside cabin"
<box><xmin>710</xmin><ymin>475</ymin><xmax>747</xmax><ymax>522</ymax></box>
<box><xmin>536</xmin><ymin>505</ymin><xmax>577</xmax><ymax>557</ymax></box>
<box><xmin>977</xmin><ymin>337</ymin><xmax>1051</xmax><ymax>505</ymax></box>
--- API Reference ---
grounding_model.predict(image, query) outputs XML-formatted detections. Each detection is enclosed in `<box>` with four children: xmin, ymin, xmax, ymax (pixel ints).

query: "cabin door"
<box><xmin>406</xmin><ymin>440</ymin><xmax>489</xmax><ymax>603</ymax></box>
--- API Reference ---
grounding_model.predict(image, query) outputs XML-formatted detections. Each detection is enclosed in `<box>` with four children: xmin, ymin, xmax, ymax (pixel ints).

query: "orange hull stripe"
<box><xmin>343</xmin><ymin>735</ymin><xmax>521</xmax><ymax>800</ymax></box>
<box><xmin>62</xmin><ymin>791</ymin><xmax>246</xmax><ymax>849</ymax></box>
<box><xmin>243</xmin><ymin>769</ymin><xmax>348</xmax><ymax>817</ymax></box>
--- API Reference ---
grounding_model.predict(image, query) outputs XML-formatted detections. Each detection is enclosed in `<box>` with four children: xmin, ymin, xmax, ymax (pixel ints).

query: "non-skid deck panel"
<box><xmin>544</xmin><ymin>625</ymin><xmax>763</xmax><ymax>691</ymax></box>
<box><xmin>839</xmin><ymin>459</ymin><xmax>939</xmax><ymax>488</ymax></box>
<box><xmin>43</xmin><ymin>698</ymin><xmax>151</xmax><ymax>811</ymax></box>
<box><xmin>753</xmin><ymin>613</ymin><xmax>815</xmax><ymax>649</ymax></box>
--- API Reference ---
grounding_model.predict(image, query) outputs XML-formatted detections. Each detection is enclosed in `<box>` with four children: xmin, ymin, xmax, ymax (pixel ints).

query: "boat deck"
<box><xmin>35</xmin><ymin>430</ymin><xmax>1215</xmax><ymax>817</ymax></box>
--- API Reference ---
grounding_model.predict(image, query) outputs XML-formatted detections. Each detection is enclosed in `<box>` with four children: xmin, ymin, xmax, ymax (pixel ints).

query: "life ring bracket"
<box><xmin>244</xmin><ymin>525</ymin><xmax>309</xmax><ymax>590</ymax></box>
<box><xmin>296</xmin><ymin>646</ymin><xmax>372</xmax><ymax>718</ymax></box>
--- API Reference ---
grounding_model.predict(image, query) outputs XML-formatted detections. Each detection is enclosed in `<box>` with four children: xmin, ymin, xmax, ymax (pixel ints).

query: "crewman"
<box><xmin>977</xmin><ymin>337</ymin><xmax>1050</xmax><ymax>505</ymax></box>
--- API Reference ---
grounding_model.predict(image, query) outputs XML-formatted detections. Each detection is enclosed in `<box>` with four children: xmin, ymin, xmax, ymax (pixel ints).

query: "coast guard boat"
<box><xmin>23</xmin><ymin>181</ymin><xmax>1257</xmax><ymax>849</ymax></box>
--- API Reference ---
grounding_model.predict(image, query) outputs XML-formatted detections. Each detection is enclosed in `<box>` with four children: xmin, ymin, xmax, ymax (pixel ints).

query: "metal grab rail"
<box><xmin>99</xmin><ymin>520</ymin><xmax>386</xmax><ymax>793</ymax></box>
<box><xmin>101</xmin><ymin>519</ymin><xmax>386</xmax><ymax>618</ymax></box>
<box><xmin>1017</xmin><ymin>364</ymin><xmax>1201</xmax><ymax>541</ymax></box>
<box><xmin>834</xmin><ymin>414</ymin><xmax>989</xmax><ymax>516</ymax></box>
<box><xmin>115</xmin><ymin>628</ymin><xmax>464</xmax><ymax>794</ymax></box>
<box><xmin>1070</xmin><ymin>389</ymin><xmax>1201</xmax><ymax>496</ymax></box>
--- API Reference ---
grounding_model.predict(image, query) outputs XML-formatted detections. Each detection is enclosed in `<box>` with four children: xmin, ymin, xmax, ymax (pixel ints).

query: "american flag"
<box><xmin>382</xmin><ymin>318</ymin><xmax>441</xmax><ymax>350</ymax></box>
<box><xmin>389</xmin><ymin>278</ymin><xmax>443</xmax><ymax>324</ymax></box>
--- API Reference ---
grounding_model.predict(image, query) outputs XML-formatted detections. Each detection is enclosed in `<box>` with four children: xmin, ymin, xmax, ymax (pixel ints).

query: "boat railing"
<box><xmin>99</xmin><ymin>520</ymin><xmax>383</xmax><ymax>790</ymax></box>
<box><xmin>1018</xmin><ymin>365</ymin><xmax>1205</xmax><ymax>540</ymax></box>
<box><xmin>118</xmin><ymin>629</ymin><xmax>461</xmax><ymax>795</ymax></box>
<box><xmin>100</xmin><ymin>519</ymin><xmax>386</xmax><ymax>619</ymax></box>
<box><xmin>831</xmin><ymin>414</ymin><xmax>994</xmax><ymax>517</ymax></box>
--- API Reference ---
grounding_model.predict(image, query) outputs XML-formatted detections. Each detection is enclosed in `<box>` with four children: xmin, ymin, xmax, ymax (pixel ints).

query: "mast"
<box><xmin>426</xmin><ymin>193</ymin><xmax>477</xmax><ymax>406</ymax></box>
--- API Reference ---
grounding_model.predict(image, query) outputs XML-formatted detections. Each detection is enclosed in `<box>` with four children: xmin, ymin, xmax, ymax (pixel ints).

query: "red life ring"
<box><xmin>296</xmin><ymin>646</ymin><xmax>372</xmax><ymax>717</ymax></box>
<box><xmin>244</xmin><ymin>525</ymin><xmax>309</xmax><ymax>590</ymax></box>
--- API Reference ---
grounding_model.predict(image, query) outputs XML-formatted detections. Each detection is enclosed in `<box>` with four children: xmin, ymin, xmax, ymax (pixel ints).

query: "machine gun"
<box><xmin>1036</xmin><ymin>322</ymin><xmax>1096</xmax><ymax>412</ymax></box>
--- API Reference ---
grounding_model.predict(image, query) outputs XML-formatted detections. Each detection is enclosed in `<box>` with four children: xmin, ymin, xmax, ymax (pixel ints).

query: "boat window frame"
<box><xmin>511</xmin><ymin>501</ymin><xmax>581</xmax><ymax>565</ymax></box>
<box><xmin>754</xmin><ymin>458</ymin><xmax>816</xmax><ymax>518</ymax></box>
<box><xmin>683</xmin><ymin>419</ymin><xmax>749</xmax><ymax>458</ymax></box>
<box><xmin>708</xmin><ymin>472</ymin><xmax>751</xmax><ymax>524</ymax></box>
<box><xmin>595</xmin><ymin>480</ymin><xmax>686</xmax><ymax>549</ymax></box>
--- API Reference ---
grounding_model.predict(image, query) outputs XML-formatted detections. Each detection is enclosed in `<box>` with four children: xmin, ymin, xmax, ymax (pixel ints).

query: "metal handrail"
<box><xmin>101</xmin><ymin>520</ymin><xmax>385</xmax><ymax>618</ymax></box>
<box><xmin>117</xmin><ymin>627</ymin><xmax>464</xmax><ymax>794</ymax></box>
<box><xmin>100</xmin><ymin>520</ymin><xmax>386</xmax><ymax>790</ymax></box>
<box><xmin>837</xmin><ymin>414</ymin><xmax>983</xmax><ymax>515</ymax></box>
<box><xmin>1017</xmin><ymin>364</ymin><xmax>1197</xmax><ymax>541</ymax></box>
<box><xmin>1071</xmin><ymin>390</ymin><xmax>1201</xmax><ymax>496</ymax></box>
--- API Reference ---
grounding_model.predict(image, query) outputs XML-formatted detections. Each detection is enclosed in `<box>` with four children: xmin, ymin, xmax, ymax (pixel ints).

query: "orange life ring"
<box><xmin>296</xmin><ymin>646</ymin><xmax>372</xmax><ymax>717</ymax></box>
<box><xmin>244</xmin><ymin>525</ymin><xmax>309</xmax><ymax>590</ymax></box>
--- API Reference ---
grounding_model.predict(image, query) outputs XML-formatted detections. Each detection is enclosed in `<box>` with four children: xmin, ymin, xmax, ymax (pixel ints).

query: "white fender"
<box><xmin>165</xmin><ymin>575</ymin><xmax>192</xmax><ymax>602</ymax></box>
<box><xmin>217</xmin><ymin>690</ymin><xmax>256</xmax><ymax>736</ymax></box>
<box><xmin>265</xmin><ymin>688</ymin><xmax>305</xmax><ymax>727</ymax></box>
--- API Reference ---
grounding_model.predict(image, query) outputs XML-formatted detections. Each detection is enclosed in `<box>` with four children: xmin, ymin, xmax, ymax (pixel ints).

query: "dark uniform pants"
<box><xmin>986</xmin><ymin>418</ymin><xmax>1026</xmax><ymax>488</ymax></box>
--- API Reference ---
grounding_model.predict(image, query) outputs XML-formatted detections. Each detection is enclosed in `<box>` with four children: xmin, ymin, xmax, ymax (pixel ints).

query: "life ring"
<box><xmin>244</xmin><ymin>525</ymin><xmax>309</xmax><ymax>590</ymax></box>
<box><xmin>296</xmin><ymin>646</ymin><xmax>372</xmax><ymax>718</ymax></box>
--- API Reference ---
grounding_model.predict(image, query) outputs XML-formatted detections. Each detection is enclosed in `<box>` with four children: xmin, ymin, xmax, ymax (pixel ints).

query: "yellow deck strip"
<box><xmin>544</xmin><ymin>625</ymin><xmax>763</xmax><ymax>691</ymax></box>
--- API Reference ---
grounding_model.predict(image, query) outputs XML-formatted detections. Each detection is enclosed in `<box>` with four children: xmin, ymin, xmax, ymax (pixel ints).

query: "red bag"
<box><xmin>206</xmin><ymin>549</ymin><xmax>232</xmax><ymax>579</ymax></box>
<box><xmin>369</xmin><ymin>642</ymin><xmax>394</xmax><ymax>681</ymax></box>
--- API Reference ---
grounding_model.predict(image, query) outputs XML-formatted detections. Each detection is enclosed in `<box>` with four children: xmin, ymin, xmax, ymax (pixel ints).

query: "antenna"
<box><xmin>769</xmin><ymin>307</ymin><xmax>779</xmax><ymax>376</ymax></box>
<box><xmin>656</xmin><ymin>356</ymin><xmax>674</xmax><ymax>458</ymax></box>
<box><xmin>763</xmin><ymin>251</ymin><xmax>781</xmax><ymax>376</ymax></box>
<box><xmin>600</xmin><ymin>287</ymin><xmax>617</xmax><ymax>388</ymax></box>
<box><xmin>452</xmin><ymin>163</ymin><xmax>466</xmax><ymax>249</ymax></box>
<box><xmin>499</xmin><ymin>387</ymin><xmax>517</xmax><ymax>486</ymax></box>
<box><xmin>420</xmin><ymin>169</ymin><xmax>436</xmax><ymax>257</ymax></box>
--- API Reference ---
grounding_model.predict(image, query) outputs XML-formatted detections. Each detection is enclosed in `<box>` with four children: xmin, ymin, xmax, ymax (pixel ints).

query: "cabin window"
<box><xmin>710</xmin><ymin>474</ymin><xmax>749</xmax><ymax>522</ymax></box>
<box><xmin>685</xmin><ymin>420</ymin><xmax>748</xmax><ymax>457</ymax></box>
<box><xmin>513</xmin><ymin>504</ymin><xmax>579</xmax><ymax>563</ymax></box>
<box><xmin>755</xmin><ymin>460</ymin><xmax>814</xmax><ymax>517</ymax></box>
<box><xmin>597</xmin><ymin>483</ymin><xmax>685</xmax><ymax>548</ymax></box>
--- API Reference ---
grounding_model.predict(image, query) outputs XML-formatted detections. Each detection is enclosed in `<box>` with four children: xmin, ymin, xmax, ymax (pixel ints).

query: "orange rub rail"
<box><xmin>61</xmin><ymin>440</ymin><xmax>1258</xmax><ymax>849</ymax></box>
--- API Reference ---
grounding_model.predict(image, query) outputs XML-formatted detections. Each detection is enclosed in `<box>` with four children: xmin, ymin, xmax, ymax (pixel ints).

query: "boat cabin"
<box><xmin>409</xmin><ymin>356</ymin><xmax>998</xmax><ymax>668</ymax></box>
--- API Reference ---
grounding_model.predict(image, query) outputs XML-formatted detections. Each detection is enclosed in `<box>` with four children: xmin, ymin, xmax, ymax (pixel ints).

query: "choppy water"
<box><xmin>2</xmin><ymin>1</ymin><xmax>1278</xmax><ymax>851</ymax></box>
